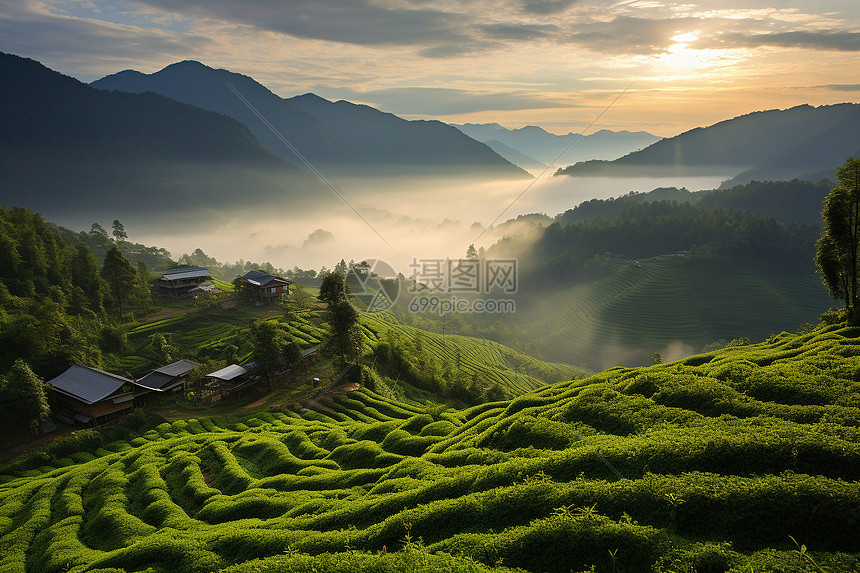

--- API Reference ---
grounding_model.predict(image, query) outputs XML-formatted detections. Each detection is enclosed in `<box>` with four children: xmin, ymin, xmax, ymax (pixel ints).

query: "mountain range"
<box><xmin>452</xmin><ymin>123</ymin><xmax>660</xmax><ymax>171</ymax></box>
<box><xmin>92</xmin><ymin>61</ymin><xmax>529</xmax><ymax>179</ymax></box>
<box><xmin>556</xmin><ymin>103</ymin><xmax>860</xmax><ymax>187</ymax></box>
<box><xmin>0</xmin><ymin>52</ymin><xmax>332</xmax><ymax>224</ymax></box>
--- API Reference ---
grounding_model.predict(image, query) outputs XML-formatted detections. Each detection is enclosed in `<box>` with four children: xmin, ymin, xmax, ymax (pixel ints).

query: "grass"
<box><xmin>1</xmin><ymin>324</ymin><xmax>860</xmax><ymax>572</ymax></box>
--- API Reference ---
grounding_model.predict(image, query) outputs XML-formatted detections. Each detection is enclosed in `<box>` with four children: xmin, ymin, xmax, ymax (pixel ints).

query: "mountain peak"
<box><xmin>90</xmin><ymin>59</ymin><xmax>528</xmax><ymax>178</ymax></box>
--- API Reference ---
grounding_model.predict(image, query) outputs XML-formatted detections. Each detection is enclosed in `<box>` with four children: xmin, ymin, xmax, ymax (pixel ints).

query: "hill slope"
<box><xmin>0</xmin><ymin>53</ymin><xmax>329</xmax><ymax>223</ymax></box>
<box><xmin>557</xmin><ymin>104</ymin><xmax>860</xmax><ymax>183</ymax></box>
<box><xmin>2</xmin><ymin>325</ymin><xmax>860</xmax><ymax>572</ymax></box>
<box><xmin>482</xmin><ymin>195</ymin><xmax>832</xmax><ymax>369</ymax></box>
<box><xmin>514</xmin><ymin>255</ymin><xmax>831</xmax><ymax>368</ymax></box>
<box><xmin>92</xmin><ymin>61</ymin><xmax>530</xmax><ymax>179</ymax></box>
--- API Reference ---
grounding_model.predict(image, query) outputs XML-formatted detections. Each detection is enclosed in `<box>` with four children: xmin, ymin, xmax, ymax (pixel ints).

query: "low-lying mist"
<box><xmin>124</xmin><ymin>172</ymin><xmax>730</xmax><ymax>275</ymax></box>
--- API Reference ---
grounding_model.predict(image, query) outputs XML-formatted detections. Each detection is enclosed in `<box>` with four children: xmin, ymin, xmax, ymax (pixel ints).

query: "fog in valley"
<box><xmin>121</xmin><ymin>172</ymin><xmax>731</xmax><ymax>277</ymax></box>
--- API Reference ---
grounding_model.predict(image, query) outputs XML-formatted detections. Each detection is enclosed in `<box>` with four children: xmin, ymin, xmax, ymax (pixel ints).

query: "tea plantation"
<box><xmin>3</xmin><ymin>325</ymin><xmax>860</xmax><ymax>572</ymax></box>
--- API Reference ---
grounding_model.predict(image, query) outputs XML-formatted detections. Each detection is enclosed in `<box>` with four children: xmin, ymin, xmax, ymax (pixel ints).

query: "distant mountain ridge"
<box><xmin>0</xmin><ymin>52</ymin><xmax>328</xmax><ymax>223</ymax></box>
<box><xmin>556</xmin><ymin>104</ymin><xmax>860</xmax><ymax>186</ymax></box>
<box><xmin>93</xmin><ymin>61</ymin><xmax>529</xmax><ymax>179</ymax></box>
<box><xmin>453</xmin><ymin>123</ymin><xmax>660</xmax><ymax>169</ymax></box>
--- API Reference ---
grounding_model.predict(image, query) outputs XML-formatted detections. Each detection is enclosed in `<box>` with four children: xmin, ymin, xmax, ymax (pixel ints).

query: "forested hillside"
<box><xmin>476</xmin><ymin>193</ymin><xmax>832</xmax><ymax>367</ymax></box>
<box><xmin>2</xmin><ymin>324</ymin><xmax>859</xmax><ymax>572</ymax></box>
<box><xmin>556</xmin><ymin>179</ymin><xmax>832</xmax><ymax>225</ymax></box>
<box><xmin>0</xmin><ymin>206</ymin><xmax>154</xmax><ymax>378</ymax></box>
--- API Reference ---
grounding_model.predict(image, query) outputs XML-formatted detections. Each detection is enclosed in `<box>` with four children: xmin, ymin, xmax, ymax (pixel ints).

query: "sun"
<box><xmin>642</xmin><ymin>30</ymin><xmax>750</xmax><ymax>80</ymax></box>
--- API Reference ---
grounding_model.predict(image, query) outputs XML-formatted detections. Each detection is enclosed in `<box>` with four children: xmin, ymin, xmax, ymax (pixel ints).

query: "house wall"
<box><xmin>51</xmin><ymin>393</ymin><xmax>133</xmax><ymax>421</ymax></box>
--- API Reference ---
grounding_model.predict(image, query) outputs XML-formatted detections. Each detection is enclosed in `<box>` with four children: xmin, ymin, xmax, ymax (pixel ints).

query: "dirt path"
<box><xmin>138</xmin><ymin>306</ymin><xmax>191</xmax><ymax>323</ymax></box>
<box><xmin>243</xmin><ymin>395</ymin><xmax>270</xmax><ymax>410</ymax></box>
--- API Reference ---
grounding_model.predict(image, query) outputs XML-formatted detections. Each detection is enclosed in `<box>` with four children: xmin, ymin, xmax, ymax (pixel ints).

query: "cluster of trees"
<box><xmin>494</xmin><ymin>200</ymin><xmax>821</xmax><ymax>290</ymax></box>
<box><xmin>177</xmin><ymin>248</ymin><xmax>319</xmax><ymax>282</ymax></box>
<box><xmin>0</xmin><ymin>206</ymin><xmax>156</xmax><ymax>433</ymax></box>
<box><xmin>177</xmin><ymin>248</ymin><xmax>286</xmax><ymax>282</ymax></box>
<box><xmin>556</xmin><ymin>179</ymin><xmax>832</xmax><ymax>226</ymax></box>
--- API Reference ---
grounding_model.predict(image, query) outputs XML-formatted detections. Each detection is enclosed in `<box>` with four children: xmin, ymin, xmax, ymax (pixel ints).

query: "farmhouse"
<box><xmin>206</xmin><ymin>362</ymin><xmax>263</xmax><ymax>400</ymax></box>
<box><xmin>132</xmin><ymin>359</ymin><xmax>198</xmax><ymax>403</ymax></box>
<box><xmin>157</xmin><ymin>266</ymin><xmax>212</xmax><ymax>298</ymax></box>
<box><xmin>241</xmin><ymin>270</ymin><xmax>291</xmax><ymax>303</ymax></box>
<box><xmin>47</xmin><ymin>365</ymin><xmax>134</xmax><ymax>424</ymax></box>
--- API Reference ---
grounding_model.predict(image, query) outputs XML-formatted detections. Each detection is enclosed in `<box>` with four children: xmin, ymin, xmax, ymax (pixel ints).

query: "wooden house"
<box><xmin>47</xmin><ymin>365</ymin><xmax>135</xmax><ymax>424</ymax></box>
<box><xmin>132</xmin><ymin>359</ymin><xmax>198</xmax><ymax>404</ymax></box>
<box><xmin>206</xmin><ymin>362</ymin><xmax>263</xmax><ymax>400</ymax></box>
<box><xmin>157</xmin><ymin>266</ymin><xmax>212</xmax><ymax>298</ymax></box>
<box><xmin>241</xmin><ymin>270</ymin><xmax>291</xmax><ymax>303</ymax></box>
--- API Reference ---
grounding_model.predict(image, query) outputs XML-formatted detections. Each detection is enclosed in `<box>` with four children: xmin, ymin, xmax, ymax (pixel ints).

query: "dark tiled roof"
<box><xmin>47</xmin><ymin>365</ymin><xmax>131</xmax><ymax>404</ymax></box>
<box><xmin>134</xmin><ymin>371</ymin><xmax>173</xmax><ymax>391</ymax></box>
<box><xmin>163</xmin><ymin>266</ymin><xmax>208</xmax><ymax>276</ymax></box>
<box><xmin>242</xmin><ymin>270</ymin><xmax>290</xmax><ymax>286</ymax></box>
<box><xmin>159</xmin><ymin>267</ymin><xmax>211</xmax><ymax>282</ymax></box>
<box><xmin>206</xmin><ymin>362</ymin><xmax>261</xmax><ymax>381</ymax></box>
<box><xmin>156</xmin><ymin>359</ymin><xmax>198</xmax><ymax>377</ymax></box>
<box><xmin>206</xmin><ymin>364</ymin><xmax>249</xmax><ymax>381</ymax></box>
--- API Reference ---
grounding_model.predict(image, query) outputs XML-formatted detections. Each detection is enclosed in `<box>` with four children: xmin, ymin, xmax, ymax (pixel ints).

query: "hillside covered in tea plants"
<box><xmin>2</xmin><ymin>323</ymin><xmax>860</xmax><ymax>572</ymax></box>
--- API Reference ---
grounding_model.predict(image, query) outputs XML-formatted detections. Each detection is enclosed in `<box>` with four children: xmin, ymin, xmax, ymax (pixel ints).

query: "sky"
<box><xmin>2</xmin><ymin>0</ymin><xmax>860</xmax><ymax>136</ymax></box>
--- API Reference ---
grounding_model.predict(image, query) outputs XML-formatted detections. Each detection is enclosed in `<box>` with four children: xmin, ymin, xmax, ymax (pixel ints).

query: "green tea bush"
<box><xmin>380</xmin><ymin>429</ymin><xmax>438</xmax><ymax>457</ymax></box>
<box><xmin>327</xmin><ymin>440</ymin><xmax>401</xmax><ymax>469</ymax></box>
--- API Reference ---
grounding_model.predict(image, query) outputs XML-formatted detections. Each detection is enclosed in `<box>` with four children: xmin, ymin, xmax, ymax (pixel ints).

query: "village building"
<box><xmin>241</xmin><ymin>270</ymin><xmax>291</xmax><ymax>303</ymax></box>
<box><xmin>132</xmin><ymin>359</ymin><xmax>198</xmax><ymax>404</ymax></box>
<box><xmin>205</xmin><ymin>362</ymin><xmax>263</xmax><ymax>401</ymax></box>
<box><xmin>47</xmin><ymin>365</ymin><xmax>135</xmax><ymax>424</ymax></box>
<box><xmin>157</xmin><ymin>266</ymin><xmax>212</xmax><ymax>298</ymax></box>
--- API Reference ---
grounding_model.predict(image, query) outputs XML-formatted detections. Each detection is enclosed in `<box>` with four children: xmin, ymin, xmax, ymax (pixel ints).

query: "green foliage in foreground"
<box><xmin>2</xmin><ymin>325</ymin><xmax>860</xmax><ymax>572</ymax></box>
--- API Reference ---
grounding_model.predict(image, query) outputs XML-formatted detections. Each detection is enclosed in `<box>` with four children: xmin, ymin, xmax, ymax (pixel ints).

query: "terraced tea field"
<box><xmin>361</xmin><ymin>313</ymin><xmax>587</xmax><ymax>395</ymax></box>
<box><xmin>519</xmin><ymin>256</ymin><xmax>833</xmax><ymax>367</ymax></box>
<box><xmin>3</xmin><ymin>325</ymin><xmax>860</xmax><ymax>572</ymax></box>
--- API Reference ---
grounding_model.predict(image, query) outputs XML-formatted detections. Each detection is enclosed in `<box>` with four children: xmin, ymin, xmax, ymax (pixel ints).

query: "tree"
<box><xmin>112</xmin><ymin>219</ymin><xmax>127</xmax><ymax>243</ymax></box>
<box><xmin>232</xmin><ymin>276</ymin><xmax>256</xmax><ymax>302</ymax></box>
<box><xmin>89</xmin><ymin>223</ymin><xmax>110</xmax><ymax>247</ymax></box>
<box><xmin>249</xmin><ymin>320</ymin><xmax>299</xmax><ymax>390</ymax></box>
<box><xmin>318</xmin><ymin>271</ymin><xmax>349</xmax><ymax>306</ymax></box>
<box><xmin>2</xmin><ymin>359</ymin><xmax>50</xmax><ymax>435</ymax></box>
<box><xmin>150</xmin><ymin>333</ymin><xmax>178</xmax><ymax>364</ymax></box>
<box><xmin>134</xmin><ymin>260</ymin><xmax>153</xmax><ymax>314</ymax></box>
<box><xmin>322</xmin><ymin>300</ymin><xmax>363</xmax><ymax>371</ymax></box>
<box><xmin>816</xmin><ymin>157</ymin><xmax>860</xmax><ymax>318</ymax></box>
<box><xmin>466</xmin><ymin>244</ymin><xmax>479</xmax><ymax>259</ymax></box>
<box><xmin>101</xmin><ymin>244</ymin><xmax>137</xmax><ymax>318</ymax></box>
<box><xmin>69</xmin><ymin>243</ymin><xmax>105</xmax><ymax>316</ymax></box>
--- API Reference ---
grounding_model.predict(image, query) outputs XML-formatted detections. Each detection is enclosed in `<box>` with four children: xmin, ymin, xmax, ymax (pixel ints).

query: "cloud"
<box><xmin>720</xmin><ymin>30</ymin><xmax>860</xmax><ymax>52</ymax></box>
<box><xmin>0</xmin><ymin>0</ymin><xmax>210</xmax><ymax>79</ymax></box>
<box><xmin>134</xmin><ymin>0</ymin><xmax>718</xmax><ymax>58</ymax></box>
<box><xmin>815</xmin><ymin>83</ymin><xmax>860</xmax><ymax>91</ymax></box>
<box><xmin>480</xmin><ymin>23</ymin><xmax>557</xmax><ymax>41</ymax></box>
<box><xmin>314</xmin><ymin>86</ymin><xmax>568</xmax><ymax>116</ymax></box>
<box><xmin>302</xmin><ymin>228</ymin><xmax>336</xmax><ymax>248</ymax></box>
<box><xmin>139</xmin><ymin>0</ymin><xmax>477</xmax><ymax>49</ymax></box>
<box><xmin>564</xmin><ymin>15</ymin><xmax>698</xmax><ymax>54</ymax></box>
<box><xmin>519</xmin><ymin>0</ymin><xmax>579</xmax><ymax>15</ymax></box>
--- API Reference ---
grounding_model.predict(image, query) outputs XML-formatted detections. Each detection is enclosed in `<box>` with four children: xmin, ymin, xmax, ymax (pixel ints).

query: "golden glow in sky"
<box><xmin>1</xmin><ymin>0</ymin><xmax>859</xmax><ymax>136</ymax></box>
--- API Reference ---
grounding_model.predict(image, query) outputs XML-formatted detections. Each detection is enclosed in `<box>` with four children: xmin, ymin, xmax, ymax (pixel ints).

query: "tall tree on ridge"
<box><xmin>816</xmin><ymin>157</ymin><xmax>860</xmax><ymax>319</ymax></box>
